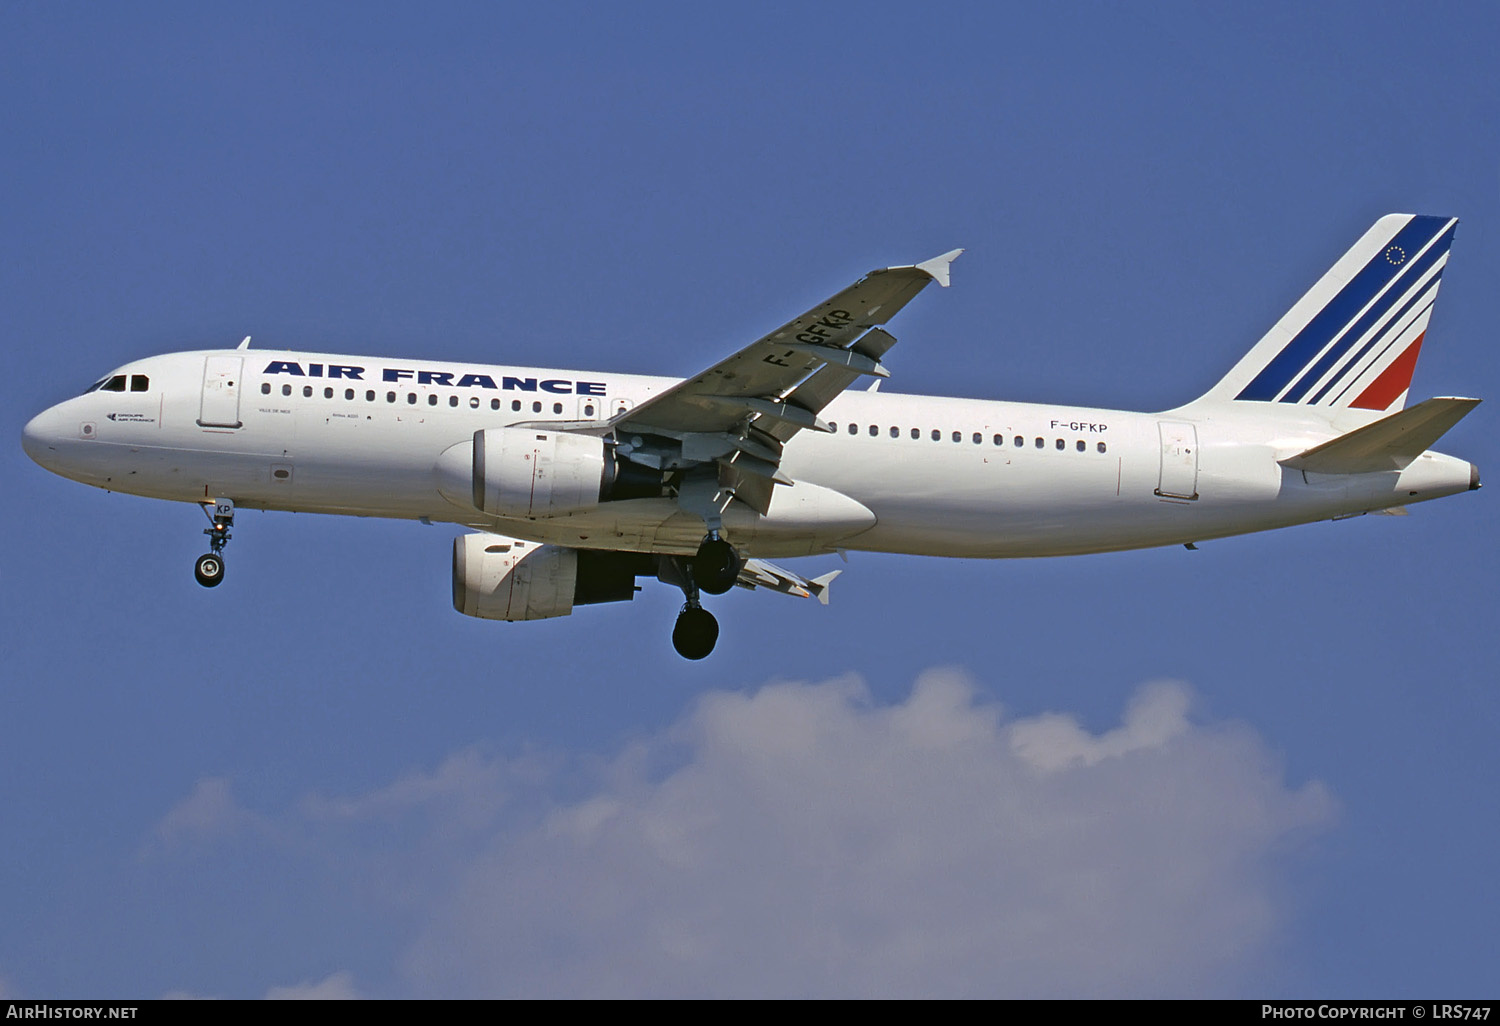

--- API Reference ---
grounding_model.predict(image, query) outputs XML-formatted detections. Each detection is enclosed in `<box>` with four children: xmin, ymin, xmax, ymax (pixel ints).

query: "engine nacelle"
<box><xmin>437</xmin><ymin>427</ymin><xmax>665</xmax><ymax>518</ymax></box>
<box><xmin>452</xmin><ymin>532</ymin><xmax>644</xmax><ymax>621</ymax></box>
<box><xmin>473</xmin><ymin>428</ymin><xmax>608</xmax><ymax>517</ymax></box>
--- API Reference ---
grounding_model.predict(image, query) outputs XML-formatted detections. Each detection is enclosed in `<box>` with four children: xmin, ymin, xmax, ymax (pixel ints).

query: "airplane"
<box><xmin>22</xmin><ymin>214</ymin><xmax>1482</xmax><ymax>659</ymax></box>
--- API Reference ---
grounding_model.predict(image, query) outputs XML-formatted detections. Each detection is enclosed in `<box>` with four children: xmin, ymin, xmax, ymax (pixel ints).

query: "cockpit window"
<box><xmin>83</xmin><ymin>373</ymin><xmax>147</xmax><ymax>395</ymax></box>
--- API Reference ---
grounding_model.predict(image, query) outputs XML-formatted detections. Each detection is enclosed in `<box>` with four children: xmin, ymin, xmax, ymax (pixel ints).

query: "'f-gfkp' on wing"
<box><xmin>610</xmin><ymin>249</ymin><xmax>962</xmax><ymax>515</ymax></box>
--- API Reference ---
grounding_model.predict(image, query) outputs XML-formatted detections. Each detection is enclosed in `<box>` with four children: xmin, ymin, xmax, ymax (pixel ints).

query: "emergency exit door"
<box><xmin>198</xmin><ymin>356</ymin><xmax>244</xmax><ymax>428</ymax></box>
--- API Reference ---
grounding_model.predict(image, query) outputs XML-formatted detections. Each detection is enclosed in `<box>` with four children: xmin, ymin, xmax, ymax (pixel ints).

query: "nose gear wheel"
<box><xmin>195</xmin><ymin>498</ymin><xmax>234</xmax><ymax>589</ymax></box>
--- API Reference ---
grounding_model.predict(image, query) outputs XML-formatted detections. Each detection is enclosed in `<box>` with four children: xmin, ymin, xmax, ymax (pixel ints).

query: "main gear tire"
<box><xmin>693</xmin><ymin>537</ymin><xmax>739</xmax><ymax>596</ymax></box>
<box><xmin>672</xmin><ymin>607</ymin><xmax>719</xmax><ymax>660</ymax></box>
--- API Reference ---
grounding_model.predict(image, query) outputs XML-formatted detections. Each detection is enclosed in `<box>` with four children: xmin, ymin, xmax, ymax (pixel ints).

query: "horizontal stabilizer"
<box><xmin>1279</xmin><ymin>397</ymin><xmax>1480</xmax><ymax>474</ymax></box>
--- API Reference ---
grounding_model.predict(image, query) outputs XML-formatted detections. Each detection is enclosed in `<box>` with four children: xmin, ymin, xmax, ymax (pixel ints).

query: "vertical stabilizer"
<box><xmin>1194</xmin><ymin>214</ymin><xmax>1457</xmax><ymax>419</ymax></box>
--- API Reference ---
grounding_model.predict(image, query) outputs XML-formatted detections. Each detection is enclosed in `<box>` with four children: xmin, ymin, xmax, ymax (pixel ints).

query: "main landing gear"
<box><xmin>673</xmin><ymin>603</ymin><xmax>719</xmax><ymax>661</ymax></box>
<box><xmin>692</xmin><ymin>532</ymin><xmax>740</xmax><ymax>596</ymax></box>
<box><xmin>194</xmin><ymin>499</ymin><xmax>234</xmax><ymax>588</ymax></box>
<box><xmin>665</xmin><ymin>535</ymin><xmax>741</xmax><ymax>659</ymax></box>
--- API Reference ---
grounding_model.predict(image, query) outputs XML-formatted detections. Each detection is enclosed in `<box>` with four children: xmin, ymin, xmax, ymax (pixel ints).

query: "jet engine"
<box><xmin>452</xmin><ymin>532</ymin><xmax>646</xmax><ymax>621</ymax></box>
<box><xmin>437</xmin><ymin>428</ymin><xmax>662</xmax><ymax>518</ymax></box>
<box><xmin>473</xmin><ymin>428</ymin><xmax>606</xmax><ymax>517</ymax></box>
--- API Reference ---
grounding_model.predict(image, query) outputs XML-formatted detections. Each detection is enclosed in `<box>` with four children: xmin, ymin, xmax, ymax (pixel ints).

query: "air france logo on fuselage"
<box><xmin>262</xmin><ymin>361</ymin><xmax>606</xmax><ymax>395</ymax></box>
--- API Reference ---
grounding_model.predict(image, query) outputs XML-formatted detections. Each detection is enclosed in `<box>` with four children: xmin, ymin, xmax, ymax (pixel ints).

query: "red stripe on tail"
<box><xmin>1350</xmin><ymin>333</ymin><xmax>1425</xmax><ymax>411</ymax></box>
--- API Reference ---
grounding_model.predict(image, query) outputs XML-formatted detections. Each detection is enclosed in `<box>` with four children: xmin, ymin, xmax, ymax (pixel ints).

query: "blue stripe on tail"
<box><xmin>1284</xmin><ymin>223</ymin><xmax>1453</xmax><ymax>403</ymax></box>
<box><xmin>1236</xmin><ymin>216</ymin><xmax>1452</xmax><ymax>402</ymax></box>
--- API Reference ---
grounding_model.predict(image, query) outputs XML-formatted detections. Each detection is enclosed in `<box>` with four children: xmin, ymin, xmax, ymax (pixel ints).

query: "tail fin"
<box><xmin>1195</xmin><ymin>214</ymin><xmax>1457</xmax><ymax>416</ymax></box>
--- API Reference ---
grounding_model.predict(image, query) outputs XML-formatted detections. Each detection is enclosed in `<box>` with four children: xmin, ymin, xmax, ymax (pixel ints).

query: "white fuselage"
<box><xmin>22</xmin><ymin>348</ymin><xmax>1478</xmax><ymax>560</ymax></box>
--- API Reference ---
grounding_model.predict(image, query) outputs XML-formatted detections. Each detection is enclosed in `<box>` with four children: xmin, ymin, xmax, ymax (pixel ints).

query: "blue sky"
<box><xmin>2</xmin><ymin>1</ymin><xmax>1496</xmax><ymax>998</ymax></box>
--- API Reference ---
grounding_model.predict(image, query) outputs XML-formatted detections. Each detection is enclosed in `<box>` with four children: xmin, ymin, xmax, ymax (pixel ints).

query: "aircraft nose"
<box><xmin>22</xmin><ymin>405</ymin><xmax>66</xmax><ymax>470</ymax></box>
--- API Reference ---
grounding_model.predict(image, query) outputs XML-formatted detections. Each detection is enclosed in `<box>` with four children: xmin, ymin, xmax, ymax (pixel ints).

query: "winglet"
<box><xmin>237</xmin><ymin>336</ymin><xmax>252</xmax><ymax>350</ymax></box>
<box><xmin>809</xmin><ymin>569</ymin><xmax>842</xmax><ymax>606</ymax></box>
<box><xmin>915</xmin><ymin>248</ymin><xmax>963</xmax><ymax>287</ymax></box>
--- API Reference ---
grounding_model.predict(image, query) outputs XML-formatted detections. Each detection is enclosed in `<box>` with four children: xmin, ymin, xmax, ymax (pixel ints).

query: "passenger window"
<box><xmin>303</xmin><ymin>386</ymin><xmax>313</xmax><ymax>397</ymax></box>
<box><xmin>345</xmin><ymin>388</ymin><xmax>355</xmax><ymax>400</ymax></box>
<box><xmin>324</xmin><ymin>387</ymin><xmax>333</xmax><ymax>399</ymax></box>
<box><xmin>829</xmin><ymin>423</ymin><xmax>837</xmax><ymax>432</ymax></box>
<box><xmin>1034</xmin><ymin>437</ymin><xmax>1044</xmax><ymax>448</ymax></box>
<box><xmin>869</xmin><ymin>424</ymin><xmax>878</xmax><ymax>436</ymax></box>
<box><xmin>282</xmin><ymin>384</ymin><xmax>292</xmax><ymax>396</ymax></box>
<box><xmin>428</xmin><ymin>394</ymin><xmax>438</xmax><ymax>406</ymax></box>
<box><xmin>366</xmin><ymin>390</ymin><xmax>375</xmax><ymax>401</ymax></box>
<box><xmin>972</xmin><ymin>432</ymin><xmax>982</xmax><ymax>444</ymax></box>
<box><xmin>130</xmin><ymin>375</ymin><xmax>149</xmax><ymax>392</ymax></box>
<box><xmin>993</xmin><ymin>434</ymin><xmax>1003</xmax><ymax>446</ymax></box>
<box><xmin>101</xmin><ymin>375</ymin><xmax>127</xmax><ymax>392</ymax></box>
<box><xmin>470</xmin><ymin>397</ymin><xmax>480</xmax><ymax>409</ymax></box>
<box><xmin>552</xmin><ymin>402</ymin><xmax>563</xmax><ymax>414</ymax></box>
<box><xmin>261</xmin><ymin>383</ymin><xmax>271</xmax><ymax>395</ymax></box>
<box><xmin>491</xmin><ymin>398</ymin><xmax>501</xmax><ymax>410</ymax></box>
<box><xmin>1076</xmin><ymin>440</ymin><xmax>1085</xmax><ymax>452</ymax></box>
<box><xmin>1014</xmin><ymin>436</ymin><xmax>1023</xmax><ymax>447</ymax></box>
<box><xmin>910</xmin><ymin>428</ymin><xmax>920</xmax><ymax>439</ymax></box>
<box><xmin>848</xmin><ymin>423</ymin><xmax>858</xmax><ymax>435</ymax></box>
<box><xmin>407</xmin><ymin>393</ymin><xmax>417</xmax><ymax>404</ymax></box>
<box><xmin>510</xmin><ymin>400</ymin><xmax>519</xmax><ymax>411</ymax></box>
<box><xmin>1055</xmin><ymin>438</ymin><xmax>1065</xmax><ymax>450</ymax></box>
<box><xmin>532</xmin><ymin>401</ymin><xmax>542</xmax><ymax>413</ymax></box>
<box><xmin>450</xmin><ymin>396</ymin><xmax>459</xmax><ymax>407</ymax></box>
<box><xmin>386</xmin><ymin>392</ymin><xmax>396</xmax><ymax>403</ymax></box>
<box><xmin>1097</xmin><ymin>442</ymin><xmax>1107</xmax><ymax>453</ymax></box>
<box><xmin>952</xmin><ymin>431</ymin><xmax>961</xmax><ymax>442</ymax></box>
<box><xmin>931</xmin><ymin>430</ymin><xmax>940</xmax><ymax>441</ymax></box>
<box><xmin>890</xmin><ymin>426</ymin><xmax>899</xmax><ymax>438</ymax></box>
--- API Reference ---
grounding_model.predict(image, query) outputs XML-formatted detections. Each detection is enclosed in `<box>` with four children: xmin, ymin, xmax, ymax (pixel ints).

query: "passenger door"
<box><xmin>198</xmin><ymin>356</ymin><xmax>244</xmax><ymax>429</ymax></box>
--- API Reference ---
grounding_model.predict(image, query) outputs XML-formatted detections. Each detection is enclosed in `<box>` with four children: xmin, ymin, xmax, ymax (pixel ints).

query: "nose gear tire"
<box><xmin>194</xmin><ymin>553</ymin><xmax>225</xmax><ymax>588</ymax></box>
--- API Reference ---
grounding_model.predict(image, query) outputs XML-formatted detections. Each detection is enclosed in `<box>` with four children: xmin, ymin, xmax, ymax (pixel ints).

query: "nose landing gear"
<box><xmin>195</xmin><ymin>499</ymin><xmax>234</xmax><ymax>588</ymax></box>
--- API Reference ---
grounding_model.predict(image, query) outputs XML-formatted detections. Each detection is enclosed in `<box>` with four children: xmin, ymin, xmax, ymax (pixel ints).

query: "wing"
<box><xmin>612</xmin><ymin>249</ymin><xmax>961</xmax><ymax>515</ymax></box>
<box><xmin>736</xmin><ymin>559</ymin><xmax>842</xmax><ymax>605</ymax></box>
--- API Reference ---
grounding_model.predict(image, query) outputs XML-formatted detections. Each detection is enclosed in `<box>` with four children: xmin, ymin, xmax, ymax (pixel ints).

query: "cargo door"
<box><xmin>198</xmin><ymin>356</ymin><xmax>244</xmax><ymax>428</ymax></box>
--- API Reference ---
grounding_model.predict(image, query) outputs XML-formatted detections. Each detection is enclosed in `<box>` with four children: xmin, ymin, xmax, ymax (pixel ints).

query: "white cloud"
<box><xmin>297</xmin><ymin>749</ymin><xmax>517</xmax><ymax>830</ymax></box>
<box><xmin>397</xmin><ymin>670</ymin><xmax>1332</xmax><ymax>997</ymax></box>
<box><xmin>152</xmin><ymin>670</ymin><xmax>1333</xmax><ymax>998</ymax></box>
<box><xmin>264</xmin><ymin>971</ymin><xmax>363</xmax><ymax>1000</ymax></box>
<box><xmin>149</xmin><ymin>777</ymin><xmax>269</xmax><ymax>854</ymax></box>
